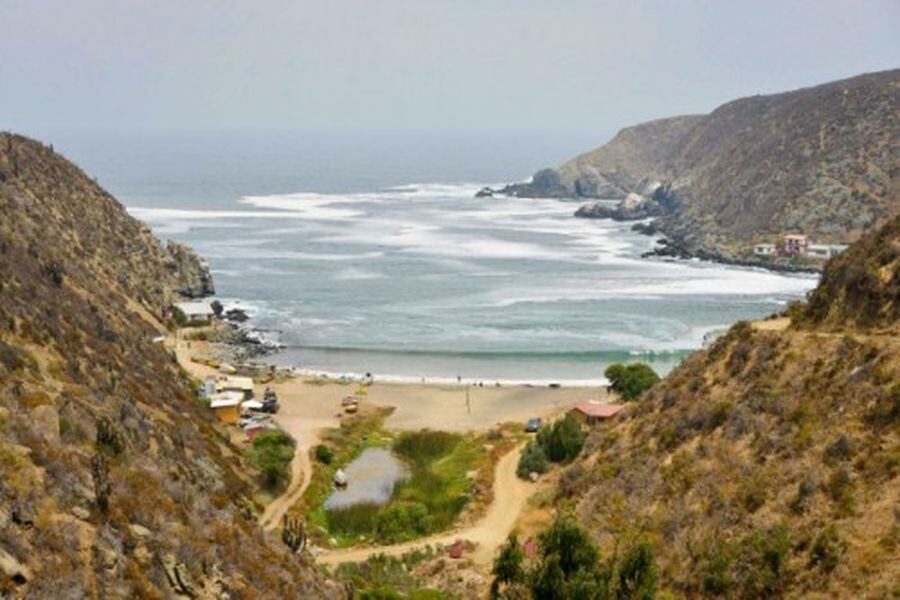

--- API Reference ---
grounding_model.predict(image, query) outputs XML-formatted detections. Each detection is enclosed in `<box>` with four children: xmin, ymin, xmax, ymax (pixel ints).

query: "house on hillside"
<box><xmin>753</xmin><ymin>243</ymin><xmax>776</xmax><ymax>257</ymax></box>
<box><xmin>781</xmin><ymin>234</ymin><xmax>809</xmax><ymax>257</ymax></box>
<box><xmin>807</xmin><ymin>243</ymin><xmax>849</xmax><ymax>259</ymax></box>
<box><xmin>569</xmin><ymin>401</ymin><xmax>626</xmax><ymax>426</ymax></box>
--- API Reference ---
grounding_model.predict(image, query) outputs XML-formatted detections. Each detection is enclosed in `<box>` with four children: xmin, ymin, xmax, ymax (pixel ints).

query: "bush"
<box><xmin>516</xmin><ymin>441</ymin><xmax>549</xmax><ymax>479</ymax></box>
<box><xmin>247</xmin><ymin>430</ymin><xmax>295</xmax><ymax>491</ymax></box>
<box><xmin>374</xmin><ymin>501</ymin><xmax>430</xmax><ymax>543</ymax></box>
<box><xmin>491</xmin><ymin>533</ymin><xmax>525</xmax><ymax>596</ymax></box>
<box><xmin>605</xmin><ymin>363</ymin><xmax>660</xmax><ymax>401</ymax></box>
<box><xmin>314</xmin><ymin>444</ymin><xmax>334</xmax><ymax>465</ymax></box>
<box><xmin>508</xmin><ymin>515</ymin><xmax>658</xmax><ymax>600</ymax></box>
<box><xmin>809</xmin><ymin>524</ymin><xmax>844</xmax><ymax>573</ymax></box>
<box><xmin>536</xmin><ymin>413</ymin><xmax>586</xmax><ymax>463</ymax></box>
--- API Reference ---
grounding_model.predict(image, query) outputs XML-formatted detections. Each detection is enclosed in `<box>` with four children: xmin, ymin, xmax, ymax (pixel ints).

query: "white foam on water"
<box><xmin>333</xmin><ymin>267</ymin><xmax>385</xmax><ymax>281</ymax></box>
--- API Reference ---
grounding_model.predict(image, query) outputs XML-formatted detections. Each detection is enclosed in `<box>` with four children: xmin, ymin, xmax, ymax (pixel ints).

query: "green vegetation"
<box><xmin>334</xmin><ymin>549</ymin><xmax>456</xmax><ymax>599</ymax></box>
<box><xmin>605</xmin><ymin>362</ymin><xmax>661</xmax><ymax>400</ymax></box>
<box><xmin>517</xmin><ymin>413</ymin><xmax>585</xmax><ymax>479</ymax></box>
<box><xmin>315</xmin><ymin>443</ymin><xmax>334</xmax><ymax>465</ymax></box>
<box><xmin>304</xmin><ymin>423</ymin><xmax>486</xmax><ymax>546</ymax></box>
<box><xmin>491</xmin><ymin>515</ymin><xmax>658</xmax><ymax>599</ymax></box>
<box><xmin>246</xmin><ymin>430</ymin><xmax>296</xmax><ymax>491</ymax></box>
<box><xmin>516</xmin><ymin>440</ymin><xmax>549</xmax><ymax>478</ymax></box>
<box><xmin>536</xmin><ymin>413</ymin><xmax>586</xmax><ymax>462</ymax></box>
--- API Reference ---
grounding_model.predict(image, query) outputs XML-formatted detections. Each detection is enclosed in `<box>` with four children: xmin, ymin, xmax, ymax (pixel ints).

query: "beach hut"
<box><xmin>216</xmin><ymin>376</ymin><xmax>255</xmax><ymax>400</ymax></box>
<box><xmin>568</xmin><ymin>401</ymin><xmax>626</xmax><ymax>426</ymax></box>
<box><xmin>174</xmin><ymin>301</ymin><xmax>215</xmax><ymax>324</ymax></box>
<box><xmin>209</xmin><ymin>391</ymin><xmax>243</xmax><ymax>424</ymax></box>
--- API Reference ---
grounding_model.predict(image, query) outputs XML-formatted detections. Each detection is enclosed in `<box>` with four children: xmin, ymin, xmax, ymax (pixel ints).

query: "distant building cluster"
<box><xmin>753</xmin><ymin>234</ymin><xmax>848</xmax><ymax>260</ymax></box>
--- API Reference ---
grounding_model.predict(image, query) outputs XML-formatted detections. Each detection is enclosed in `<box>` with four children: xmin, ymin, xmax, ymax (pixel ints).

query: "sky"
<box><xmin>1</xmin><ymin>0</ymin><xmax>898</xmax><ymax>135</ymax></box>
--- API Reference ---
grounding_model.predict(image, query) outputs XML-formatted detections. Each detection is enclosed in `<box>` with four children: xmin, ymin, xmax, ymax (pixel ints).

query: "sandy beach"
<box><xmin>173</xmin><ymin>333</ymin><xmax>605</xmax><ymax>558</ymax></box>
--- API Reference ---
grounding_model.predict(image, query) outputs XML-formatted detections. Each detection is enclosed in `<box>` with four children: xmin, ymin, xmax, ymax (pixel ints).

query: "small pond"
<box><xmin>324</xmin><ymin>447</ymin><xmax>409</xmax><ymax>510</ymax></box>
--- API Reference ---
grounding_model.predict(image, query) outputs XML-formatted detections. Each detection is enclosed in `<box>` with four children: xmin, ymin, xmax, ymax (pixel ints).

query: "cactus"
<box><xmin>92</xmin><ymin>453</ymin><xmax>111</xmax><ymax>514</ymax></box>
<box><xmin>96</xmin><ymin>416</ymin><xmax>124</xmax><ymax>454</ymax></box>
<box><xmin>281</xmin><ymin>515</ymin><xmax>307</xmax><ymax>554</ymax></box>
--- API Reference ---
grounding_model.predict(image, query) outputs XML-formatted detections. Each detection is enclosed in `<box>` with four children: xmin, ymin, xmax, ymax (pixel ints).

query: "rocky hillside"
<box><xmin>501</xmin><ymin>69</ymin><xmax>899</xmax><ymax>262</ymax></box>
<box><xmin>0</xmin><ymin>133</ymin><xmax>341</xmax><ymax>597</ymax></box>
<box><xmin>559</xmin><ymin>216</ymin><xmax>900</xmax><ymax>597</ymax></box>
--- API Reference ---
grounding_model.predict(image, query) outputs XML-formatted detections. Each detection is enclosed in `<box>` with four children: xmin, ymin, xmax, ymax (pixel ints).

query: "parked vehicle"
<box><xmin>525</xmin><ymin>417</ymin><xmax>543</xmax><ymax>433</ymax></box>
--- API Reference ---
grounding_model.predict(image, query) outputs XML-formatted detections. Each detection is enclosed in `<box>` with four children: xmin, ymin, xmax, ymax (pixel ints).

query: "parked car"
<box><xmin>525</xmin><ymin>417</ymin><xmax>542</xmax><ymax>433</ymax></box>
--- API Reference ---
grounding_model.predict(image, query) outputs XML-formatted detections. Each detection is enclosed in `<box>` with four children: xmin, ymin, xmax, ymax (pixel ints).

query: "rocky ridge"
<box><xmin>558</xmin><ymin>216</ymin><xmax>900</xmax><ymax>597</ymax></box>
<box><xmin>0</xmin><ymin>133</ymin><xmax>341</xmax><ymax>597</ymax></box>
<box><xmin>493</xmin><ymin>69</ymin><xmax>899</xmax><ymax>268</ymax></box>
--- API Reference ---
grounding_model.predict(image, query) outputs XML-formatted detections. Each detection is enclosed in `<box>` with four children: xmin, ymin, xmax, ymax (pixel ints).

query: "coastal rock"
<box><xmin>165</xmin><ymin>241</ymin><xmax>215</xmax><ymax>298</ymax></box>
<box><xmin>575</xmin><ymin>193</ymin><xmax>661</xmax><ymax>221</ymax></box>
<box><xmin>474</xmin><ymin>187</ymin><xmax>493</xmax><ymax>198</ymax></box>
<box><xmin>224</xmin><ymin>308</ymin><xmax>249</xmax><ymax>323</ymax></box>
<box><xmin>499</xmin><ymin>168</ymin><xmax>573</xmax><ymax>198</ymax></box>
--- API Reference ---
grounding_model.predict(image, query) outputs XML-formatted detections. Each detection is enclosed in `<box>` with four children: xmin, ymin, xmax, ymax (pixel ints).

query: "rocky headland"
<box><xmin>489</xmin><ymin>69</ymin><xmax>899</xmax><ymax>271</ymax></box>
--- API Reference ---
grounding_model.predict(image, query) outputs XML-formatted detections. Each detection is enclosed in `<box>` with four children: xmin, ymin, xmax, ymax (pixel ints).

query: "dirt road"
<box><xmin>316</xmin><ymin>443</ymin><xmax>535</xmax><ymax>567</ymax></box>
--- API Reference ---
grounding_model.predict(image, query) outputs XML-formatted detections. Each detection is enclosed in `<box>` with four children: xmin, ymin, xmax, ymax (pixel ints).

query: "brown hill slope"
<box><xmin>560</xmin><ymin>217</ymin><xmax>900</xmax><ymax>597</ymax></box>
<box><xmin>507</xmin><ymin>69</ymin><xmax>899</xmax><ymax>259</ymax></box>
<box><xmin>0</xmin><ymin>133</ymin><xmax>341</xmax><ymax>597</ymax></box>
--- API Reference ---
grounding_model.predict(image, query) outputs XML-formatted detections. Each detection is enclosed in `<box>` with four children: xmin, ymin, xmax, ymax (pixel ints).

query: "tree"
<box><xmin>491</xmin><ymin>533</ymin><xmax>526</xmax><ymax>598</ymax></box>
<box><xmin>247</xmin><ymin>430</ymin><xmax>296</xmax><ymax>490</ymax></box>
<box><xmin>604</xmin><ymin>363</ymin><xmax>660</xmax><ymax>401</ymax></box>
<box><xmin>537</xmin><ymin>413</ymin><xmax>586</xmax><ymax>463</ymax></box>
<box><xmin>517</xmin><ymin>441</ymin><xmax>549</xmax><ymax>478</ymax></box>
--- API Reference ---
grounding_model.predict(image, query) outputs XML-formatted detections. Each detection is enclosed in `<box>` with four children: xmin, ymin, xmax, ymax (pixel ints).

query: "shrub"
<box><xmin>247</xmin><ymin>430</ymin><xmax>295</xmax><ymax>491</ymax></box>
<box><xmin>604</xmin><ymin>363</ymin><xmax>660</xmax><ymax>401</ymax></box>
<box><xmin>516</xmin><ymin>441</ymin><xmax>549</xmax><ymax>479</ymax></box>
<box><xmin>536</xmin><ymin>413</ymin><xmax>586</xmax><ymax>463</ymax></box>
<box><xmin>735</xmin><ymin>524</ymin><xmax>792</xmax><ymax>597</ymax></box>
<box><xmin>314</xmin><ymin>444</ymin><xmax>334</xmax><ymax>465</ymax></box>
<box><xmin>809</xmin><ymin>524</ymin><xmax>844</xmax><ymax>573</ymax></box>
<box><xmin>374</xmin><ymin>502</ymin><xmax>430</xmax><ymax>543</ymax></box>
<box><xmin>615</xmin><ymin>537</ymin><xmax>658</xmax><ymax>600</ymax></box>
<box><xmin>491</xmin><ymin>533</ymin><xmax>525</xmax><ymax>596</ymax></box>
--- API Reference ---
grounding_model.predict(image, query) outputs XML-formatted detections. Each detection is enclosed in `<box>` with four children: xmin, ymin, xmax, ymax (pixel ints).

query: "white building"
<box><xmin>754</xmin><ymin>243</ymin><xmax>776</xmax><ymax>256</ymax></box>
<box><xmin>175</xmin><ymin>301</ymin><xmax>214</xmax><ymax>323</ymax></box>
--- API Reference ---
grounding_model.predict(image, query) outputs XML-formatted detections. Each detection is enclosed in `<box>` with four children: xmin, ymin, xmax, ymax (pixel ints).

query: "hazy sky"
<box><xmin>1</xmin><ymin>0</ymin><xmax>898</xmax><ymax>134</ymax></box>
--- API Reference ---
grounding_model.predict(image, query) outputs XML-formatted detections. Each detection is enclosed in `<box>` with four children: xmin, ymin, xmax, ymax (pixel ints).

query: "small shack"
<box><xmin>209</xmin><ymin>391</ymin><xmax>244</xmax><ymax>424</ymax></box>
<box><xmin>175</xmin><ymin>301</ymin><xmax>215</xmax><ymax>324</ymax></box>
<box><xmin>569</xmin><ymin>401</ymin><xmax>626</xmax><ymax>426</ymax></box>
<box><xmin>216</xmin><ymin>376</ymin><xmax>255</xmax><ymax>400</ymax></box>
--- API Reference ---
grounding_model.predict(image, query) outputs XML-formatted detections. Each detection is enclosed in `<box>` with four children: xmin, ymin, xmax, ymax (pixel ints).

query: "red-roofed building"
<box><xmin>569</xmin><ymin>401</ymin><xmax>626</xmax><ymax>426</ymax></box>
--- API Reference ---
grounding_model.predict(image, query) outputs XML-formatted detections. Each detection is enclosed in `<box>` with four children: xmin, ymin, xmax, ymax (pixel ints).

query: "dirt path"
<box><xmin>259</xmin><ymin>434</ymin><xmax>314</xmax><ymax>530</ymax></box>
<box><xmin>316</xmin><ymin>443</ymin><xmax>535</xmax><ymax>567</ymax></box>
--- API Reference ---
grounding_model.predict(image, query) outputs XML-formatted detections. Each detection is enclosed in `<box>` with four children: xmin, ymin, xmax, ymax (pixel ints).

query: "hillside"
<box><xmin>0</xmin><ymin>133</ymin><xmax>341</xmax><ymax>597</ymax></box>
<box><xmin>502</xmin><ymin>69</ymin><xmax>899</xmax><ymax>263</ymax></box>
<box><xmin>559</xmin><ymin>216</ymin><xmax>900</xmax><ymax>597</ymax></box>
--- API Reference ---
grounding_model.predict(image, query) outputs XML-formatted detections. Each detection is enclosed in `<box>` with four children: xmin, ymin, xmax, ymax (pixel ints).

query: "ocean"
<box><xmin>48</xmin><ymin>130</ymin><xmax>818</xmax><ymax>384</ymax></box>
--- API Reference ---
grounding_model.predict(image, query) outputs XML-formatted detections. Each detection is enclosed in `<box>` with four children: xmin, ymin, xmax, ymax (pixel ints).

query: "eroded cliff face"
<box><xmin>559</xmin><ymin>217</ymin><xmax>900</xmax><ymax>598</ymax></box>
<box><xmin>0</xmin><ymin>133</ymin><xmax>341</xmax><ymax>597</ymax></box>
<box><xmin>506</xmin><ymin>69</ymin><xmax>899</xmax><ymax>257</ymax></box>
